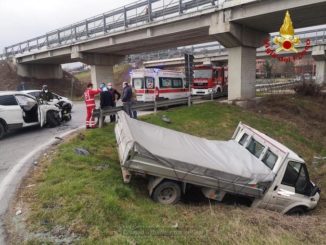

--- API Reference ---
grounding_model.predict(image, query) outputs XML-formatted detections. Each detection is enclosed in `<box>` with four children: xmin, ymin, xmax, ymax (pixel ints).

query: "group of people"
<box><xmin>84</xmin><ymin>81</ymin><xmax>136</xmax><ymax>129</ymax></box>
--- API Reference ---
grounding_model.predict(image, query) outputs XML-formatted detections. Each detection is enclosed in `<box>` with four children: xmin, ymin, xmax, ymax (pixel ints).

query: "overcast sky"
<box><xmin>0</xmin><ymin>0</ymin><xmax>136</xmax><ymax>51</ymax></box>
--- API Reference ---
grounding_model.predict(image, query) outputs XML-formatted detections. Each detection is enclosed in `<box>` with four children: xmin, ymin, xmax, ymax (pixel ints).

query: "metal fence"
<box><xmin>255</xmin><ymin>80</ymin><xmax>300</xmax><ymax>95</ymax></box>
<box><xmin>93</xmin><ymin>82</ymin><xmax>300</xmax><ymax>128</ymax></box>
<box><xmin>2</xmin><ymin>0</ymin><xmax>242</xmax><ymax>58</ymax></box>
<box><xmin>130</xmin><ymin>27</ymin><xmax>326</xmax><ymax>63</ymax></box>
<box><xmin>93</xmin><ymin>94</ymin><xmax>225</xmax><ymax>128</ymax></box>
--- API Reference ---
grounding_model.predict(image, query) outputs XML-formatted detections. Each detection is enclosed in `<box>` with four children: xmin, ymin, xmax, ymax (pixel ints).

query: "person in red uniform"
<box><xmin>84</xmin><ymin>82</ymin><xmax>101</xmax><ymax>128</ymax></box>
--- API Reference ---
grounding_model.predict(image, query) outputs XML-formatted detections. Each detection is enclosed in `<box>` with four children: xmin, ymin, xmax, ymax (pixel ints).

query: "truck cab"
<box><xmin>233</xmin><ymin>123</ymin><xmax>320</xmax><ymax>214</ymax></box>
<box><xmin>192</xmin><ymin>65</ymin><xmax>228</xmax><ymax>96</ymax></box>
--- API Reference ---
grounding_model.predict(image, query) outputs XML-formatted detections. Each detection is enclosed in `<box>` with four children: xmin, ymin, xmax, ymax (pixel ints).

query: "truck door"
<box><xmin>266</xmin><ymin>161</ymin><xmax>312</xmax><ymax>213</ymax></box>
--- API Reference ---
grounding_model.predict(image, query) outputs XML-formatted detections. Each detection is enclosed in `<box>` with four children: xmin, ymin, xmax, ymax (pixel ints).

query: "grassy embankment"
<box><xmin>9</xmin><ymin>95</ymin><xmax>326</xmax><ymax>244</ymax></box>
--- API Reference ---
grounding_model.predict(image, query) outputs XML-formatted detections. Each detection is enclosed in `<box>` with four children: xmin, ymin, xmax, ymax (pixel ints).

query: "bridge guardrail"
<box><xmin>4</xmin><ymin>0</ymin><xmax>228</xmax><ymax>57</ymax></box>
<box><xmin>131</xmin><ymin>29</ymin><xmax>326</xmax><ymax>63</ymax></box>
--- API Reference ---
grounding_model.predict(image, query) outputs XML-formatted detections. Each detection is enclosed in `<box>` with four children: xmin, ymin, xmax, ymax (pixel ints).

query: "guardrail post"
<box><xmin>147</xmin><ymin>0</ymin><xmax>152</xmax><ymax>22</ymax></box>
<box><xmin>124</xmin><ymin>7</ymin><xmax>128</xmax><ymax>28</ymax></box>
<box><xmin>103</xmin><ymin>15</ymin><xmax>107</xmax><ymax>33</ymax></box>
<box><xmin>46</xmin><ymin>34</ymin><xmax>49</xmax><ymax>47</ymax></box>
<box><xmin>179</xmin><ymin>0</ymin><xmax>183</xmax><ymax>14</ymax></box>
<box><xmin>154</xmin><ymin>98</ymin><xmax>157</xmax><ymax>114</ymax></box>
<box><xmin>57</xmin><ymin>31</ymin><xmax>61</xmax><ymax>44</ymax></box>
<box><xmin>99</xmin><ymin>109</ymin><xmax>103</xmax><ymax>128</ymax></box>
<box><xmin>86</xmin><ymin>20</ymin><xmax>89</xmax><ymax>37</ymax></box>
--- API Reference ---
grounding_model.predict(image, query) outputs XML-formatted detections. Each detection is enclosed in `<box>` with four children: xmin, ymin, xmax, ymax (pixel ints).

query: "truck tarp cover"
<box><xmin>115</xmin><ymin>112</ymin><xmax>274</xmax><ymax>186</ymax></box>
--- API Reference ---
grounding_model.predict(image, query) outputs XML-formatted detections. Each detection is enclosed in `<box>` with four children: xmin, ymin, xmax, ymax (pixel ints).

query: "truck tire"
<box><xmin>0</xmin><ymin>122</ymin><xmax>6</xmax><ymax>140</ymax></box>
<box><xmin>46</xmin><ymin>111</ymin><xmax>61</xmax><ymax>128</ymax></box>
<box><xmin>286</xmin><ymin>206</ymin><xmax>306</xmax><ymax>216</ymax></box>
<box><xmin>152</xmin><ymin>181</ymin><xmax>181</xmax><ymax>205</ymax></box>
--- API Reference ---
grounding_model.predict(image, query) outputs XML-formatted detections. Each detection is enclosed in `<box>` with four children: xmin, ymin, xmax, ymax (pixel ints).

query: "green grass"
<box><xmin>74</xmin><ymin>71</ymin><xmax>91</xmax><ymax>82</ymax></box>
<box><xmin>13</xmin><ymin>98</ymin><xmax>326</xmax><ymax>244</ymax></box>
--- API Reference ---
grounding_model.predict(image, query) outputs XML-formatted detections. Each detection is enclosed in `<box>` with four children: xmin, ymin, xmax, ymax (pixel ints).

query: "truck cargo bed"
<box><xmin>115</xmin><ymin>112</ymin><xmax>275</xmax><ymax>198</ymax></box>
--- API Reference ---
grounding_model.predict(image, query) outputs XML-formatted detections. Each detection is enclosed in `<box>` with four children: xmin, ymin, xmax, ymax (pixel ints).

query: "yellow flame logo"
<box><xmin>273</xmin><ymin>11</ymin><xmax>300</xmax><ymax>53</ymax></box>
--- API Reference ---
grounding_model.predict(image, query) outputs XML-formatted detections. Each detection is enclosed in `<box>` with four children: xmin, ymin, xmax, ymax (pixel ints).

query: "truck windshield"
<box><xmin>194</xmin><ymin>69</ymin><xmax>212</xmax><ymax>79</ymax></box>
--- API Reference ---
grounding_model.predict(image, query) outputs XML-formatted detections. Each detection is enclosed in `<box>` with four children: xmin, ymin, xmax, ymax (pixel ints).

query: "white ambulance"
<box><xmin>130</xmin><ymin>68</ymin><xmax>190</xmax><ymax>102</ymax></box>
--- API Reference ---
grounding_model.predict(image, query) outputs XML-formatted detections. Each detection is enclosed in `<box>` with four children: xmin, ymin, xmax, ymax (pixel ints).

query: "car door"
<box><xmin>266</xmin><ymin>161</ymin><xmax>311</xmax><ymax>212</ymax></box>
<box><xmin>0</xmin><ymin>95</ymin><xmax>23</xmax><ymax>125</ymax></box>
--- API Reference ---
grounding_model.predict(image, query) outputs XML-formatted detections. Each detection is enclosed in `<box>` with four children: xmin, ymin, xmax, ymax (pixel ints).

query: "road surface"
<box><xmin>0</xmin><ymin>102</ymin><xmax>85</xmax><ymax>244</ymax></box>
<box><xmin>0</xmin><ymin>101</ymin><xmax>154</xmax><ymax>244</ymax></box>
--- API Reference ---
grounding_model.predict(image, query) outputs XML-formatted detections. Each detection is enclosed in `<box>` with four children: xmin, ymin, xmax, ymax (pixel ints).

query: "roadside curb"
<box><xmin>0</xmin><ymin>125</ymin><xmax>85</xmax><ymax>245</ymax></box>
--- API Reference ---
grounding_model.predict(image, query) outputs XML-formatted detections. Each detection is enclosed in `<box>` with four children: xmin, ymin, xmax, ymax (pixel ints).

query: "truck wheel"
<box><xmin>47</xmin><ymin>111</ymin><xmax>61</xmax><ymax>128</ymax></box>
<box><xmin>0</xmin><ymin>123</ymin><xmax>6</xmax><ymax>140</ymax></box>
<box><xmin>152</xmin><ymin>181</ymin><xmax>181</xmax><ymax>205</ymax></box>
<box><xmin>286</xmin><ymin>206</ymin><xmax>306</xmax><ymax>216</ymax></box>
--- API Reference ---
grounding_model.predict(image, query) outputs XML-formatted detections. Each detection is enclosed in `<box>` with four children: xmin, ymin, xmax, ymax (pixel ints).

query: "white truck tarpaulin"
<box><xmin>115</xmin><ymin>112</ymin><xmax>275</xmax><ymax>187</ymax></box>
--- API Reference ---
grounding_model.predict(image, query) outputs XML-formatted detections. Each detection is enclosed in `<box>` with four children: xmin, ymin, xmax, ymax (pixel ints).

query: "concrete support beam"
<box><xmin>90</xmin><ymin>65</ymin><xmax>114</xmax><ymax>89</ymax></box>
<box><xmin>228</xmin><ymin>46</ymin><xmax>256</xmax><ymax>100</ymax></box>
<box><xmin>209</xmin><ymin>12</ymin><xmax>268</xmax><ymax>48</ymax></box>
<box><xmin>71</xmin><ymin>49</ymin><xmax>124</xmax><ymax>66</ymax></box>
<box><xmin>16</xmin><ymin>63</ymin><xmax>63</xmax><ymax>79</ymax></box>
<box><xmin>312</xmin><ymin>45</ymin><xmax>326</xmax><ymax>85</ymax></box>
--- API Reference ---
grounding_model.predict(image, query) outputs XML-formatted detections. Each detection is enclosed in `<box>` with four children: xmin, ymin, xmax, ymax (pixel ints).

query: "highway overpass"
<box><xmin>2</xmin><ymin>0</ymin><xmax>326</xmax><ymax>100</ymax></box>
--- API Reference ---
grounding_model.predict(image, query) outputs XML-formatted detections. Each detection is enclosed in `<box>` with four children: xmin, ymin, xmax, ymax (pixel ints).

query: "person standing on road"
<box><xmin>100</xmin><ymin>83</ymin><xmax>113</xmax><ymax>124</ymax></box>
<box><xmin>84</xmin><ymin>82</ymin><xmax>100</xmax><ymax>129</ymax></box>
<box><xmin>121</xmin><ymin>81</ymin><xmax>133</xmax><ymax>118</ymax></box>
<box><xmin>107</xmin><ymin>82</ymin><xmax>121</xmax><ymax>122</ymax></box>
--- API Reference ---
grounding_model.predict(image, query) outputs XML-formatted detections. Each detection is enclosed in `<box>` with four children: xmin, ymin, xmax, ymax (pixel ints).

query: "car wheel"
<box><xmin>0</xmin><ymin>123</ymin><xmax>6</xmax><ymax>140</ymax></box>
<box><xmin>46</xmin><ymin>111</ymin><xmax>61</xmax><ymax>127</ymax></box>
<box><xmin>152</xmin><ymin>181</ymin><xmax>181</xmax><ymax>205</ymax></box>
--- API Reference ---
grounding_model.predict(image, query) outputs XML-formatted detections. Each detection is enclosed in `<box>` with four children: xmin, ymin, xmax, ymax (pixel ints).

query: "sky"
<box><xmin>0</xmin><ymin>0</ymin><xmax>136</xmax><ymax>51</ymax></box>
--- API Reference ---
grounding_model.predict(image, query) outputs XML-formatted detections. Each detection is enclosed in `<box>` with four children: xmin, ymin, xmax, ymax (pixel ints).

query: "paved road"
<box><xmin>0</xmin><ymin>102</ymin><xmax>85</xmax><ymax>244</ymax></box>
<box><xmin>0</xmin><ymin>100</ymin><xmax>154</xmax><ymax>244</ymax></box>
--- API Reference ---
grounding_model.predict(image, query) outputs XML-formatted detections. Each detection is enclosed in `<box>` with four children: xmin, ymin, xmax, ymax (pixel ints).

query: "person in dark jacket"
<box><xmin>107</xmin><ymin>82</ymin><xmax>121</xmax><ymax>122</ymax></box>
<box><xmin>121</xmin><ymin>81</ymin><xmax>133</xmax><ymax>117</ymax></box>
<box><xmin>100</xmin><ymin>83</ymin><xmax>113</xmax><ymax>124</ymax></box>
<box><xmin>39</xmin><ymin>85</ymin><xmax>54</xmax><ymax>101</ymax></box>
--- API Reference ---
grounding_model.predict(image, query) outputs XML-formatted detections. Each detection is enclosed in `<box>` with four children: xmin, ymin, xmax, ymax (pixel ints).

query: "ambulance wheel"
<box><xmin>47</xmin><ymin>111</ymin><xmax>61</xmax><ymax>127</ymax></box>
<box><xmin>152</xmin><ymin>181</ymin><xmax>181</xmax><ymax>205</ymax></box>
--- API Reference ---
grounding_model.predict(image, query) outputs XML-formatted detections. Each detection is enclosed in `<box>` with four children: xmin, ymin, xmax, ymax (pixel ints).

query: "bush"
<box><xmin>294</xmin><ymin>81</ymin><xmax>321</xmax><ymax>96</ymax></box>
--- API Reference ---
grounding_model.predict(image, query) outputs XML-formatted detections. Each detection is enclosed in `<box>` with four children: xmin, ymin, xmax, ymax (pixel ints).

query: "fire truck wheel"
<box><xmin>152</xmin><ymin>181</ymin><xmax>181</xmax><ymax>205</ymax></box>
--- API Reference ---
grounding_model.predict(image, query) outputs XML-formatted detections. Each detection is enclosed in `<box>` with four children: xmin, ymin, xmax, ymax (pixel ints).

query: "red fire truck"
<box><xmin>191</xmin><ymin>65</ymin><xmax>228</xmax><ymax>96</ymax></box>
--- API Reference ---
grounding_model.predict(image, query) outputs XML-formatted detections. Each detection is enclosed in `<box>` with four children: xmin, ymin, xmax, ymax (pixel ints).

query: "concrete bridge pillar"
<box><xmin>209</xmin><ymin>13</ymin><xmax>268</xmax><ymax>100</ymax></box>
<box><xmin>90</xmin><ymin>65</ymin><xmax>114</xmax><ymax>89</ymax></box>
<box><xmin>312</xmin><ymin>45</ymin><xmax>326</xmax><ymax>85</ymax></box>
<box><xmin>228</xmin><ymin>46</ymin><xmax>256</xmax><ymax>100</ymax></box>
<box><xmin>71</xmin><ymin>50</ymin><xmax>125</xmax><ymax>88</ymax></box>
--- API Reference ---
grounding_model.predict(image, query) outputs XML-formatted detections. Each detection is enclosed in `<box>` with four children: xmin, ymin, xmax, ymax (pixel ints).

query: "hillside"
<box><xmin>6</xmin><ymin>95</ymin><xmax>326</xmax><ymax>244</ymax></box>
<box><xmin>0</xmin><ymin>61</ymin><xmax>86</xmax><ymax>98</ymax></box>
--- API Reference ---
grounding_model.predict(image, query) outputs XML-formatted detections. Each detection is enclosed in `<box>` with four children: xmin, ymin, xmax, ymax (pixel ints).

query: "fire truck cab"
<box><xmin>192</xmin><ymin>65</ymin><xmax>228</xmax><ymax>96</ymax></box>
<box><xmin>131</xmin><ymin>68</ymin><xmax>190</xmax><ymax>102</ymax></box>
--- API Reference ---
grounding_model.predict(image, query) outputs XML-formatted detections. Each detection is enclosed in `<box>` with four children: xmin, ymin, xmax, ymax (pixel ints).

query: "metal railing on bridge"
<box><xmin>130</xmin><ymin>27</ymin><xmax>326</xmax><ymax>63</ymax></box>
<box><xmin>2</xmin><ymin>0</ymin><xmax>241</xmax><ymax>58</ymax></box>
